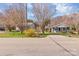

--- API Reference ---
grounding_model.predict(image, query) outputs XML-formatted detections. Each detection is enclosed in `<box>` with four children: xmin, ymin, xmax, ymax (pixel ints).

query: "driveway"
<box><xmin>0</xmin><ymin>35</ymin><xmax>78</xmax><ymax>56</ymax></box>
<box><xmin>48</xmin><ymin>35</ymin><xmax>79</xmax><ymax>56</ymax></box>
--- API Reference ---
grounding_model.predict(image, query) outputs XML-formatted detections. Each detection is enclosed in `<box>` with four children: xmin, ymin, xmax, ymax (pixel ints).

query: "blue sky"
<box><xmin>27</xmin><ymin>3</ymin><xmax>79</xmax><ymax>19</ymax></box>
<box><xmin>0</xmin><ymin>3</ymin><xmax>79</xmax><ymax>20</ymax></box>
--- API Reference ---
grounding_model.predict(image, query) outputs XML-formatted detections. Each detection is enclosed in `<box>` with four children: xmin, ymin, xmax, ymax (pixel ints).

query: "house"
<box><xmin>51</xmin><ymin>23</ymin><xmax>70</xmax><ymax>33</ymax></box>
<box><xmin>0</xmin><ymin>24</ymin><xmax>5</xmax><ymax>31</ymax></box>
<box><xmin>0</xmin><ymin>22</ymin><xmax>6</xmax><ymax>31</ymax></box>
<box><xmin>26</xmin><ymin>22</ymin><xmax>35</xmax><ymax>29</ymax></box>
<box><xmin>45</xmin><ymin>23</ymin><xmax>70</xmax><ymax>33</ymax></box>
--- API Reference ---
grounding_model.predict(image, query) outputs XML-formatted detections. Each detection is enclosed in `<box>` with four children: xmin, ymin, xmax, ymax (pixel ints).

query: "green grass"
<box><xmin>0</xmin><ymin>32</ymin><xmax>25</xmax><ymax>38</ymax></box>
<box><xmin>0</xmin><ymin>31</ymin><xmax>47</xmax><ymax>38</ymax></box>
<box><xmin>40</xmin><ymin>32</ymin><xmax>69</xmax><ymax>35</ymax></box>
<box><xmin>0</xmin><ymin>31</ymin><xmax>79</xmax><ymax>38</ymax></box>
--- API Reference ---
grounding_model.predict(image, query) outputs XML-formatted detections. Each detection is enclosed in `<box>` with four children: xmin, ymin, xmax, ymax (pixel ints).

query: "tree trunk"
<box><xmin>42</xmin><ymin>29</ymin><xmax>44</xmax><ymax>34</ymax></box>
<box><xmin>20</xmin><ymin>28</ymin><xmax>24</xmax><ymax>34</ymax></box>
<box><xmin>8</xmin><ymin>28</ymin><xmax>12</xmax><ymax>32</ymax></box>
<box><xmin>41</xmin><ymin>26</ymin><xmax>45</xmax><ymax>34</ymax></box>
<box><xmin>7</xmin><ymin>27</ymin><xmax>12</xmax><ymax>32</ymax></box>
<box><xmin>21</xmin><ymin>31</ymin><xmax>23</xmax><ymax>34</ymax></box>
<box><xmin>18</xmin><ymin>25</ymin><xmax>25</xmax><ymax>34</ymax></box>
<box><xmin>49</xmin><ymin>28</ymin><xmax>51</xmax><ymax>32</ymax></box>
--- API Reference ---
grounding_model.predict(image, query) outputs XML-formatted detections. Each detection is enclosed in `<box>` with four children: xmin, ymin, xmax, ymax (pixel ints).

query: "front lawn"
<box><xmin>0</xmin><ymin>31</ymin><xmax>25</xmax><ymax>38</ymax></box>
<box><xmin>40</xmin><ymin>32</ymin><xmax>70</xmax><ymax>36</ymax></box>
<box><xmin>0</xmin><ymin>31</ymin><xmax>48</xmax><ymax>38</ymax></box>
<box><xmin>0</xmin><ymin>31</ymin><xmax>79</xmax><ymax>38</ymax></box>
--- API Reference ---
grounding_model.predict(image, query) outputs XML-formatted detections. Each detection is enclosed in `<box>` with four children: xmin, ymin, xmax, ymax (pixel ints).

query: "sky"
<box><xmin>0</xmin><ymin>3</ymin><xmax>79</xmax><ymax>20</ymax></box>
<box><xmin>27</xmin><ymin>3</ymin><xmax>79</xmax><ymax>20</ymax></box>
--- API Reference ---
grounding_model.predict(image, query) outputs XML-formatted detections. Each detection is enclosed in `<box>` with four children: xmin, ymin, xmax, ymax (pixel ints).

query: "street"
<box><xmin>0</xmin><ymin>35</ymin><xmax>79</xmax><ymax>56</ymax></box>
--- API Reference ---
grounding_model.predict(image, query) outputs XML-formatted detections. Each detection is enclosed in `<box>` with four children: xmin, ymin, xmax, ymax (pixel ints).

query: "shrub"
<box><xmin>23</xmin><ymin>29</ymin><xmax>39</xmax><ymax>37</ymax></box>
<box><xmin>69</xmin><ymin>30</ymin><xmax>78</xmax><ymax>34</ymax></box>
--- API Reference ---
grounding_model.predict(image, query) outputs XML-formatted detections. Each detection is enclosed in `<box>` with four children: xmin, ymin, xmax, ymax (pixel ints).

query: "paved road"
<box><xmin>0</xmin><ymin>35</ymin><xmax>79</xmax><ymax>56</ymax></box>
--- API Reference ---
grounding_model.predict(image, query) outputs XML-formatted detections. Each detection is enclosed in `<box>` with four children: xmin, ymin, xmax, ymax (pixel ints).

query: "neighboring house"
<box><xmin>15</xmin><ymin>22</ymin><xmax>35</xmax><ymax>31</ymax></box>
<box><xmin>0</xmin><ymin>24</ymin><xmax>5</xmax><ymax>31</ymax></box>
<box><xmin>0</xmin><ymin>22</ymin><xmax>6</xmax><ymax>31</ymax></box>
<box><xmin>26</xmin><ymin>22</ymin><xmax>35</xmax><ymax>29</ymax></box>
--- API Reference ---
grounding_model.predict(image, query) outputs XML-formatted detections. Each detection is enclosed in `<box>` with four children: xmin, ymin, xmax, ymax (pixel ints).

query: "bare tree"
<box><xmin>32</xmin><ymin>3</ymin><xmax>55</xmax><ymax>33</ymax></box>
<box><xmin>4</xmin><ymin>8</ymin><xmax>16</xmax><ymax>31</ymax></box>
<box><xmin>4</xmin><ymin>3</ymin><xmax>27</xmax><ymax>33</ymax></box>
<box><xmin>0</xmin><ymin>12</ymin><xmax>7</xmax><ymax>31</ymax></box>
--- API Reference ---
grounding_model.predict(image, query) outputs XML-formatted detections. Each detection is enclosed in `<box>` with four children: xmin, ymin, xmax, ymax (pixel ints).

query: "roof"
<box><xmin>53</xmin><ymin>23</ymin><xmax>69</xmax><ymax>27</ymax></box>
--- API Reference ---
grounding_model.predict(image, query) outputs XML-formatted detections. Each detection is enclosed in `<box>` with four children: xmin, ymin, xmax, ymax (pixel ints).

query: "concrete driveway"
<box><xmin>0</xmin><ymin>35</ymin><xmax>79</xmax><ymax>56</ymax></box>
<box><xmin>48</xmin><ymin>35</ymin><xmax>79</xmax><ymax>56</ymax></box>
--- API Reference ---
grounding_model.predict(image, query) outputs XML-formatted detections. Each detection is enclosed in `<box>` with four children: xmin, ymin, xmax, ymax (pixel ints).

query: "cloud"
<box><xmin>0</xmin><ymin>9</ymin><xmax>3</xmax><ymax>13</ymax></box>
<box><xmin>56</xmin><ymin>4</ymin><xmax>68</xmax><ymax>13</ymax></box>
<box><xmin>53</xmin><ymin>3</ymin><xmax>74</xmax><ymax>17</ymax></box>
<box><xmin>56</xmin><ymin>4</ymin><xmax>72</xmax><ymax>13</ymax></box>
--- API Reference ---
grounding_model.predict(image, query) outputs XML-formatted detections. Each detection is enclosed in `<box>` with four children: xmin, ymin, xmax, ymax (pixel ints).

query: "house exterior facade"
<box><xmin>51</xmin><ymin>23</ymin><xmax>70</xmax><ymax>33</ymax></box>
<box><xmin>45</xmin><ymin>23</ymin><xmax>70</xmax><ymax>33</ymax></box>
